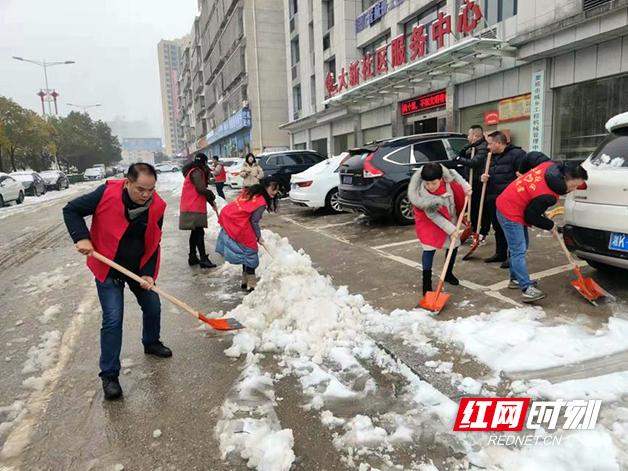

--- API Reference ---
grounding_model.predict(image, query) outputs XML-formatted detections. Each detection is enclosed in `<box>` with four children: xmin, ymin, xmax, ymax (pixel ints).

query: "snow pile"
<box><xmin>0</xmin><ymin>401</ymin><xmax>26</xmax><ymax>439</ymax></box>
<box><xmin>22</xmin><ymin>331</ymin><xmax>61</xmax><ymax>374</ymax></box>
<box><xmin>22</xmin><ymin>267</ymin><xmax>71</xmax><ymax>295</ymax></box>
<box><xmin>592</xmin><ymin>154</ymin><xmax>626</xmax><ymax>169</ymax></box>
<box><xmin>40</xmin><ymin>305</ymin><xmax>61</xmax><ymax>323</ymax></box>
<box><xmin>156</xmin><ymin>171</ymin><xmax>184</xmax><ymax>195</ymax></box>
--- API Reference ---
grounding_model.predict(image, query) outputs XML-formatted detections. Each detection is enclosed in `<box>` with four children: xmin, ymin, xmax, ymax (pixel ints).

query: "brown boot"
<box><xmin>241</xmin><ymin>271</ymin><xmax>248</xmax><ymax>290</ymax></box>
<box><xmin>246</xmin><ymin>274</ymin><xmax>257</xmax><ymax>292</ymax></box>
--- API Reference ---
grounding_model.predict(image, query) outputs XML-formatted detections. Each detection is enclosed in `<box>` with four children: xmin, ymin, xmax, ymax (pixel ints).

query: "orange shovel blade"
<box><xmin>570</xmin><ymin>277</ymin><xmax>605</xmax><ymax>303</ymax></box>
<box><xmin>418</xmin><ymin>290</ymin><xmax>451</xmax><ymax>313</ymax></box>
<box><xmin>198</xmin><ymin>313</ymin><xmax>244</xmax><ymax>331</ymax></box>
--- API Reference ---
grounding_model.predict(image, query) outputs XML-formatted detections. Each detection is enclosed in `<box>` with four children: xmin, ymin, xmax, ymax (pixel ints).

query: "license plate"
<box><xmin>342</xmin><ymin>175</ymin><xmax>352</xmax><ymax>184</ymax></box>
<box><xmin>609</xmin><ymin>232</ymin><xmax>628</xmax><ymax>252</ymax></box>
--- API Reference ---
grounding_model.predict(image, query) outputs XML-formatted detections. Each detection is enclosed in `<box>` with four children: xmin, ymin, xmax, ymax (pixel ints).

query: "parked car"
<box><xmin>155</xmin><ymin>163</ymin><xmax>180</xmax><ymax>173</ymax></box>
<box><xmin>84</xmin><ymin>167</ymin><xmax>105</xmax><ymax>180</ymax></box>
<box><xmin>563</xmin><ymin>112</ymin><xmax>628</xmax><ymax>271</ymax></box>
<box><xmin>337</xmin><ymin>133</ymin><xmax>467</xmax><ymax>224</ymax></box>
<box><xmin>0</xmin><ymin>173</ymin><xmax>25</xmax><ymax>206</ymax></box>
<box><xmin>10</xmin><ymin>171</ymin><xmax>47</xmax><ymax>197</ymax></box>
<box><xmin>226</xmin><ymin>160</ymin><xmax>245</xmax><ymax>189</ymax></box>
<box><xmin>289</xmin><ymin>153</ymin><xmax>348</xmax><ymax>213</ymax></box>
<box><xmin>257</xmin><ymin>150</ymin><xmax>327</xmax><ymax>195</ymax></box>
<box><xmin>40</xmin><ymin>170</ymin><xmax>70</xmax><ymax>191</ymax></box>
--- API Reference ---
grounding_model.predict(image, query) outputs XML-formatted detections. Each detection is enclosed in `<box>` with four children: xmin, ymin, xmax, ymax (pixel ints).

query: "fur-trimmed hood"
<box><xmin>408</xmin><ymin>164</ymin><xmax>470</xmax><ymax>210</ymax></box>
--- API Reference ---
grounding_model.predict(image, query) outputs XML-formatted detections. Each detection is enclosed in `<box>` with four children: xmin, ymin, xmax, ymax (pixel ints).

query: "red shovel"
<box><xmin>418</xmin><ymin>196</ymin><xmax>469</xmax><ymax>313</ymax></box>
<box><xmin>91</xmin><ymin>251</ymin><xmax>244</xmax><ymax>331</ymax></box>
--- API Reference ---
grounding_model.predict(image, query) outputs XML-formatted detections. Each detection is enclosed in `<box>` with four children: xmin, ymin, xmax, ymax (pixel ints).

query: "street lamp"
<box><xmin>12</xmin><ymin>56</ymin><xmax>75</xmax><ymax>116</ymax></box>
<box><xmin>67</xmin><ymin>103</ymin><xmax>101</xmax><ymax>113</ymax></box>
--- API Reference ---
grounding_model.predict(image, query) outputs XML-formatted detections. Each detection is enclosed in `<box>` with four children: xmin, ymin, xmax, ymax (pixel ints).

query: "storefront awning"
<box><xmin>322</xmin><ymin>37</ymin><xmax>517</xmax><ymax>108</ymax></box>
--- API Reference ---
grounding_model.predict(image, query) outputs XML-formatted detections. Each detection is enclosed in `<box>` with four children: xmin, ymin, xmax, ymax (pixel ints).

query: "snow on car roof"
<box><xmin>605</xmin><ymin>112</ymin><xmax>628</xmax><ymax>132</ymax></box>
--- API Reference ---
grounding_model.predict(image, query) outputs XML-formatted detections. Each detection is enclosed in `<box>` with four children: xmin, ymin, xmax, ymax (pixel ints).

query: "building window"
<box><xmin>310</xmin><ymin>75</ymin><xmax>316</xmax><ymax>109</ymax></box>
<box><xmin>291</xmin><ymin>37</ymin><xmax>300</xmax><ymax>66</ymax></box>
<box><xmin>289</xmin><ymin>0</ymin><xmax>298</xmax><ymax>16</ymax></box>
<box><xmin>323</xmin><ymin>0</ymin><xmax>334</xmax><ymax>30</ymax></box>
<box><xmin>403</xmin><ymin>1</ymin><xmax>446</xmax><ymax>58</ymax></box>
<box><xmin>323</xmin><ymin>33</ymin><xmax>331</xmax><ymax>51</ymax></box>
<box><xmin>461</xmin><ymin>0</ymin><xmax>517</xmax><ymax>27</ymax></box>
<box><xmin>293</xmin><ymin>85</ymin><xmax>302</xmax><ymax>112</ymax></box>
<box><xmin>325</xmin><ymin>58</ymin><xmax>336</xmax><ymax>78</ymax></box>
<box><xmin>361</xmin><ymin>33</ymin><xmax>390</xmax><ymax>57</ymax></box>
<box><xmin>361</xmin><ymin>0</ymin><xmax>378</xmax><ymax>11</ymax></box>
<box><xmin>553</xmin><ymin>74</ymin><xmax>628</xmax><ymax>160</ymax></box>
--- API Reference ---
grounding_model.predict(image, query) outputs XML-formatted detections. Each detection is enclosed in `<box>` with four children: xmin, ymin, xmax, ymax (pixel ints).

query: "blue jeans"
<box><xmin>95</xmin><ymin>277</ymin><xmax>161</xmax><ymax>378</ymax></box>
<box><xmin>496</xmin><ymin>210</ymin><xmax>531</xmax><ymax>291</ymax></box>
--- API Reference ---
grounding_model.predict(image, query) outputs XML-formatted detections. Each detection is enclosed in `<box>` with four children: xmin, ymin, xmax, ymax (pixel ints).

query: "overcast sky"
<box><xmin>0</xmin><ymin>0</ymin><xmax>198</xmax><ymax>139</ymax></box>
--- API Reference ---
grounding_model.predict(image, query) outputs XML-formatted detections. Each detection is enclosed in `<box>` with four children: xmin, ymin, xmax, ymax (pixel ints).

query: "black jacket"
<box><xmin>518</xmin><ymin>151</ymin><xmax>551</xmax><ymax>175</ymax></box>
<box><xmin>62</xmin><ymin>185</ymin><xmax>162</xmax><ymax>281</ymax></box>
<box><xmin>524</xmin><ymin>163</ymin><xmax>567</xmax><ymax>230</ymax></box>
<box><xmin>488</xmin><ymin>144</ymin><xmax>526</xmax><ymax>197</ymax></box>
<box><xmin>456</xmin><ymin>138</ymin><xmax>489</xmax><ymax>184</ymax></box>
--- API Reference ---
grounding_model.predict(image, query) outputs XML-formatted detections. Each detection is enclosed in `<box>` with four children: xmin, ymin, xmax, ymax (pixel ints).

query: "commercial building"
<box><xmin>120</xmin><ymin>137</ymin><xmax>163</xmax><ymax>165</ymax></box>
<box><xmin>177</xmin><ymin>0</ymin><xmax>291</xmax><ymax>158</ymax></box>
<box><xmin>282</xmin><ymin>0</ymin><xmax>628</xmax><ymax>160</ymax></box>
<box><xmin>158</xmin><ymin>38</ymin><xmax>188</xmax><ymax>157</ymax></box>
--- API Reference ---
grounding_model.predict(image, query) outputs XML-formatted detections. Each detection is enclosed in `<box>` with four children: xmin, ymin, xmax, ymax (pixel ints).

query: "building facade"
<box><xmin>157</xmin><ymin>38</ymin><xmax>187</xmax><ymax>157</ymax></box>
<box><xmin>120</xmin><ymin>137</ymin><xmax>163</xmax><ymax>165</ymax></box>
<box><xmin>282</xmin><ymin>0</ymin><xmax>628</xmax><ymax>160</ymax></box>
<box><xmin>177</xmin><ymin>0</ymin><xmax>291</xmax><ymax>158</ymax></box>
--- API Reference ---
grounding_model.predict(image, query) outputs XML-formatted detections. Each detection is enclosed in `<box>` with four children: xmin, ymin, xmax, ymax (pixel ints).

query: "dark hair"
<box><xmin>470</xmin><ymin>124</ymin><xmax>484</xmax><ymax>132</ymax></box>
<box><xmin>420</xmin><ymin>163</ymin><xmax>443</xmax><ymax>181</ymax></box>
<box><xmin>243</xmin><ymin>178</ymin><xmax>282</xmax><ymax>212</ymax></box>
<box><xmin>127</xmin><ymin>163</ymin><xmax>157</xmax><ymax>181</ymax></box>
<box><xmin>562</xmin><ymin>161</ymin><xmax>589</xmax><ymax>181</ymax></box>
<box><xmin>245</xmin><ymin>152</ymin><xmax>256</xmax><ymax>164</ymax></box>
<box><xmin>212</xmin><ymin>155</ymin><xmax>220</xmax><ymax>161</ymax></box>
<box><xmin>487</xmin><ymin>131</ymin><xmax>508</xmax><ymax>145</ymax></box>
<box><xmin>194</xmin><ymin>153</ymin><xmax>208</xmax><ymax>163</ymax></box>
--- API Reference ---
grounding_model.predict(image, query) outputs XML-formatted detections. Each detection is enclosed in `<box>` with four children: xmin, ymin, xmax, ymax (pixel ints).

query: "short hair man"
<box><xmin>62</xmin><ymin>163</ymin><xmax>172</xmax><ymax>400</ymax></box>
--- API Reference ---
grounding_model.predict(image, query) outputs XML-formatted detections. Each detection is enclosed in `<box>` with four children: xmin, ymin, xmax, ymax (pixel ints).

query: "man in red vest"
<box><xmin>63</xmin><ymin>163</ymin><xmax>171</xmax><ymax>400</ymax></box>
<box><xmin>211</xmin><ymin>155</ymin><xmax>227</xmax><ymax>199</ymax></box>
<box><xmin>496</xmin><ymin>155</ymin><xmax>588</xmax><ymax>303</ymax></box>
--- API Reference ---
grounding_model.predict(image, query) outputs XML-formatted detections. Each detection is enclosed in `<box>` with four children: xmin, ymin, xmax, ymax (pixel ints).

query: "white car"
<box><xmin>155</xmin><ymin>163</ymin><xmax>180</xmax><ymax>173</ymax></box>
<box><xmin>0</xmin><ymin>173</ymin><xmax>25</xmax><ymax>207</ymax></box>
<box><xmin>226</xmin><ymin>160</ymin><xmax>245</xmax><ymax>189</ymax></box>
<box><xmin>84</xmin><ymin>167</ymin><xmax>105</xmax><ymax>180</ymax></box>
<box><xmin>289</xmin><ymin>153</ymin><xmax>346</xmax><ymax>213</ymax></box>
<box><xmin>564</xmin><ymin>112</ymin><xmax>628</xmax><ymax>271</ymax></box>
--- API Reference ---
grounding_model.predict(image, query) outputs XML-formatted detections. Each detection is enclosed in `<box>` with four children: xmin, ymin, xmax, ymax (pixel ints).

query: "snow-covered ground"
<box><xmin>159</xmin><ymin>178</ymin><xmax>626</xmax><ymax>470</ymax></box>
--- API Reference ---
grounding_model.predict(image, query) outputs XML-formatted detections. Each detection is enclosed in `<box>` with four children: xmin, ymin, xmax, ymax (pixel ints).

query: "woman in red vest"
<box><xmin>216</xmin><ymin>178</ymin><xmax>280</xmax><ymax>291</ymax></box>
<box><xmin>211</xmin><ymin>155</ymin><xmax>227</xmax><ymax>199</ymax></box>
<box><xmin>496</xmin><ymin>156</ymin><xmax>588</xmax><ymax>303</ymax></box>
<box><xmin>408</xmin><ymin>163</ymin><xmax>471</xmax><ymax>295</ymax></box>
<box><xmin>179</xmin><ymin>153</ymin><xmax>218</xmax><ymax>268</ymax></box>
<box><xmin>62</xmin><ymin>163</ymin><xmax>171</xmax><ymax>400</ymax></box>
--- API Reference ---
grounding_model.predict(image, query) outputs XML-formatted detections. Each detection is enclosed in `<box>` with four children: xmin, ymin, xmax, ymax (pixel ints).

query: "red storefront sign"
<box><xmin>400</xmin><ymin>90</ymin><xmax>447</xmax><ymax>116</ymax></box>
<box><xmin>325</xmin><ymin>0</ymin><xmax>483</xmax><ymax>98</ymax></box>
<box><xmin>484</xmin><ymin>111</ymin><xmax>499</xmax><ymax>125</ymax></box>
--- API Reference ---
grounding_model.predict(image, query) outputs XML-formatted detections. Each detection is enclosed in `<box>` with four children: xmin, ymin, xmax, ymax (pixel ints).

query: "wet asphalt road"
<box><xmin>0</xmin><ymin>180</ymin><xmax>626</xmax><ymax>470</ymax></box>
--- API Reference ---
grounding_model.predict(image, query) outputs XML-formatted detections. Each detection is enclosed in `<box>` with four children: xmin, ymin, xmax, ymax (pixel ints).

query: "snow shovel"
<box><xmin>463</xmin><ymin>152</ymin><xmax>492</xmax><ymax>260</ymax></box>
<box><xmin>554</xmin><ymin>231</ymin><xmax>609</xmax><ymax>305</ymax></box>
<box><xmin>90</xmin><ymin>251</ymin><xmax>244</xmax><ymax>331</ymax></box>
<box><xmin>418</xmin><ymin>196</ymin><xmax>469</xmax><ymax>313</ymax></box>
<box><xmin>459</xmin><ymin>148</ymin><xmax>475</xmax><ymax>244</ymax></box>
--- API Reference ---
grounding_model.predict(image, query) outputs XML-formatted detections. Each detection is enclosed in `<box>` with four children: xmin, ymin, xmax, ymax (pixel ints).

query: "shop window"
<box><xmin>384</xmin><ymin>146</ymin><xmax>411</xmax><ymax>164</ymax></box>
<box><xmin>553</xmin><ymin>74</ymin><xmax>628</xmax><ymax>161</ymax></box>
<box><xmin>414</xmin><ymin>140</ymin><xmax>448</xmax><ymax>162</ymax></box>
<box><xmin>361</xmin><ymin>33</ymin><xmax>391</xmax><ymax>57</ymax></box>
<box><xmin>460</xmin><ymin>0</ymin><xmax>518</xmax><ymax>27</ymax></box>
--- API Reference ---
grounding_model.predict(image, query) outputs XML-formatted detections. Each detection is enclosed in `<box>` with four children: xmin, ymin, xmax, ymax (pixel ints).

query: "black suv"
<box><xmin>257</xmin><ymin>150</ymin><xmax>327</xmax><ymax>194</ymax></box>
<box><xmin>338</xmin><ymin>133</ymin><xmax>467</xmax><ymax>224</ymax></box>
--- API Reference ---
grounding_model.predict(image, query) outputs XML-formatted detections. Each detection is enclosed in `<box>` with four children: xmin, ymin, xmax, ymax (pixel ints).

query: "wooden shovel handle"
<box><xmin>91</xmin><ymin>251</ymin><xmax>201</xmax><ymax>319</ymax></box>
<box><xmin>475</xmin><ymin>152</ymin><xmax>492</xmax><ymax>233</ymax></box>
<box><xmin>437</xmin><ymin>196</ymin><xmax>469</xmax><ymax>283</ymax></box>
<box><xmin>554</xmin><ymin>229</ymin><xmax>578</xmax><ymax>269</ymax></box>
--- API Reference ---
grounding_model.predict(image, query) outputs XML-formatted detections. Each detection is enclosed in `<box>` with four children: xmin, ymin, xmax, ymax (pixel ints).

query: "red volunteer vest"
<box><xmin>497</xmin><ymin>161</ymin><xmax>560</xmax><ymax>225</ymax></box>
<box><xmin>214</xmin><ymin>163</ymin><xmax>226</xmax><ymax>182</ymax></box>
<box><xmin>180</xmin><ymin>167</ymin><xmax>207</xmax><ymax>214</ymax></box>
<box><xmin>86</xmin><ymin>179</ymin><xmax>167</xmax><ymax>282</ymax></box>
<box><xmin>218</xmin><ymin>192</ymin><xmax>267</xmax><ymax>250</ymax></box>
<box><xmin>413</xmin><ymin>179</ymin><xmax>466</xmax><ymax>249</ymax></box>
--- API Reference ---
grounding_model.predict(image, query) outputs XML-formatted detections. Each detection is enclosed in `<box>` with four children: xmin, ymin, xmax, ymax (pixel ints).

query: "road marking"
<box><xmin>486</xmin><ymin>261</ymin><xmax>587</xmax><ymax>291</ymax></box>
<box><xmin>371</xmin><ymin>239</ymin><xmax>418</xmax><ymax>250</ymax></box>
<box><xmin>280</xmin><ymin>215</ymin><xmax>353</xmax><ymax>245</ymax></box>
<box><xmin>0</xmin><ymin>292</ymin><xmax>97</xmax><ymax>463</ymax></box>
<box><xmin>316</xmin><ymin>220</ymin><xmax>358</xmax><ymax>230</ymax></box>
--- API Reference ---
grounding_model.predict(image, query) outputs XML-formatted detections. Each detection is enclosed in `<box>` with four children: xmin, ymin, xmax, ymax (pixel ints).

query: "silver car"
<box><xmin>0</xmin><ymin>173</ymin><xmax>25</xmax><ymax>206</ymax></box>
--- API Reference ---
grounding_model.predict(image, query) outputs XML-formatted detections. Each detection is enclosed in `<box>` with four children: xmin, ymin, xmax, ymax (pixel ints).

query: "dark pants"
<box><xmin>189</xmin><ymin>227</ymin><xmax>206</xmax><ymax>257</ymax></box>
<box><xmin>242</xmin><ymin>265</ymin><xmax>255</xmax><ymax>275</ymax></box>
<box><xmin>95</xmin><ymin>277</ymin><xmax>161</xmax><ymax>379</ymax></box>
<box><xmin>422</xmin><ymin>248</ymin><xmax>458</xmax><ymax>272</ymax></box>
<box><xmin>486</xmin><ymin>196</ymin><xmax>508</xmax><ymax>259</ymax></box>
<box><xmin>215</xmin><ymin>182</ymin><xmax>225</xmax><ymax>199</ymax></box>
<box><xmin>470</xmin><ymin>181</ymin><xmax>490</xmax><ymax>236</ymax></box>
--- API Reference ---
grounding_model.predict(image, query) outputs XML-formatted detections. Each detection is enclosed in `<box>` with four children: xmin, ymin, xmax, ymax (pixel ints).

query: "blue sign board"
<box><xmin>206</xmin><ymin>108</ymin><xmax>252</xmax><ymax>146</ymax></box>
<box><xmin>355</xmin><ymin>0</ymin><xmax>404</xmax><ymax>33</ymax></box>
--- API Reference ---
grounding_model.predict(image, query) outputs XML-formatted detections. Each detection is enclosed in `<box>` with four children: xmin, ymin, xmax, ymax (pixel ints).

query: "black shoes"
<box><xmin>144</xmin><ymin>341</ymin><xmax>173</xmax><ymax>358</ymax></box>
<box><xmin>102</xmin><ymin>377</ymin><xmax>123</xmax><ymax>401</ymax></box>
<box><xmin>484</xmin><ymin>254</ymin><xmax>507</xmax><ymax>263</ymax></box>
<box><xmin>500</xmin><ymin>259</ymin><xmax>510</xmax><ymax>269</ymax></box>
<box><xmin>188</xmin><ymin>254</ymin><xmax>200</xmax><ymax>266</ymax></box>
<box><xmin>444</xmin><ymin>273</ymin><xmax>460</xmax><ymax>285</ymax></box>
<box><xmin>199</xmin><ymin>256</ymin><xmax>217</xmax><ymax>269</ymax></box>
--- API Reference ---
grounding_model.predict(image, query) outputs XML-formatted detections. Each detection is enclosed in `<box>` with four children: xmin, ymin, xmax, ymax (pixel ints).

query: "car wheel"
<box><xmin>16</xmin><ymin>191</ymin><xmax>24</xmax><ymax>204</ymax></box>
<box><xmin>34</xmin><ymin>186</ymin><xmax>40</xmax><ymax>197</ymax></box>
<box><xmin>393</xmin><ymin>189</ymin><xmax>414</xmax><ymax>225</ymax></box>
<box><xmin>56</xmin><ymin>182</ymin><xmax>62</xmax><ymax>191</ymax></box>
<box><xmin>325</xmin><ymin>188</ymin><xmax>343</xmax><ymax>214</ymax></box>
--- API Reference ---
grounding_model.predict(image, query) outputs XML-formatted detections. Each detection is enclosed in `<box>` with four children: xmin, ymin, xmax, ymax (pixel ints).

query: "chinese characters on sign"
<box><xmin>453</xmin><ymin>398</ymin><xmax>602</xmax><ymax>432</ymax></box>
<box><xmin>529</xmin><ymin>70</ymin><xmax>545</xmax><ymax>152</ymax></box>
<box><xmin>328</xmin><ymin>0</ymin><xmax>483</xmax><ymax>98</ymax></box>
<box><xmin>400</xmin><ymin>90</ymin><xmax>447</xmax><ymax>116</ymax></box>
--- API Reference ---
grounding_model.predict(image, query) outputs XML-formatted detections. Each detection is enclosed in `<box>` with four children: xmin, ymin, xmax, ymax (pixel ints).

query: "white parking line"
<box><xmin>486</xmin><ymin>261</ymin><xmax>586</xmax><ymax>291</ymax></box>
<box><xmin>371</xmin><ymin>239</ymin><xmax>418</xmax><ymax>250</ymax></box>
<box><xmin>317</xmin><ymin>220</ymin><xmax>359</xmax><ymax>230</ymax></box>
